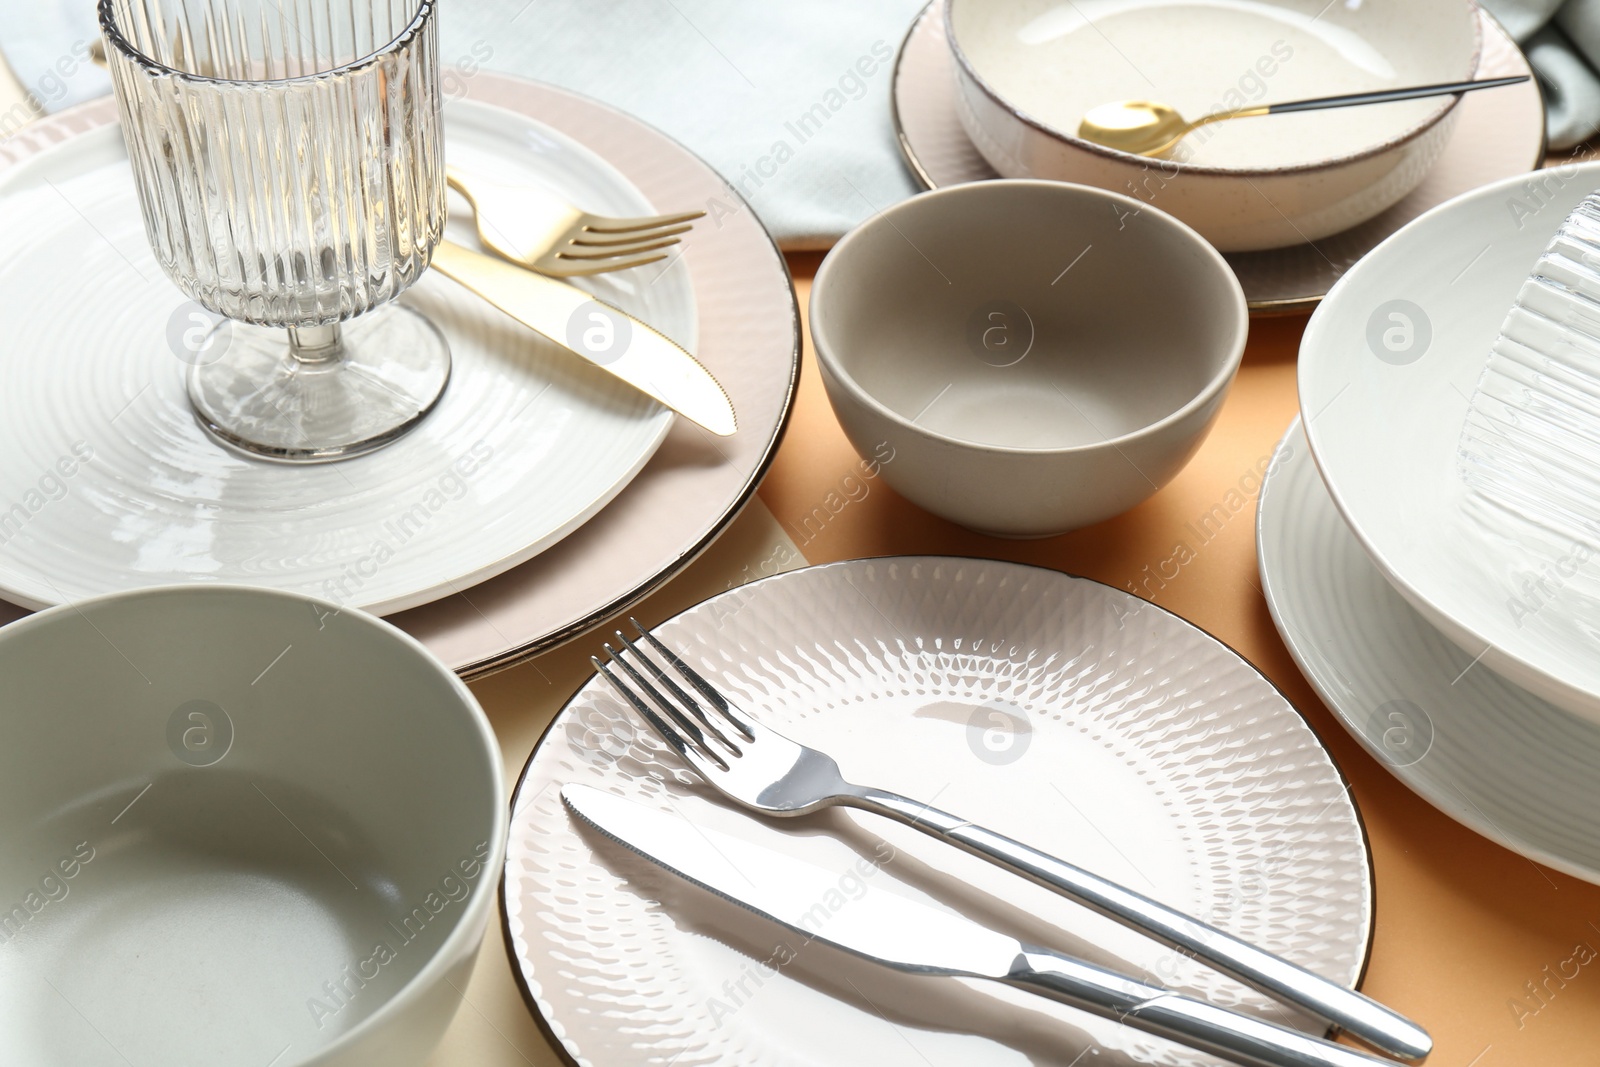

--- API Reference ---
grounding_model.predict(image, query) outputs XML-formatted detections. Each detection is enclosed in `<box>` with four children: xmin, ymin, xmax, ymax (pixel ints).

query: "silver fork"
<box><xmin>592</xmin><ymin>621</ymin><xmax>1432</xmax><ymax>1064</ymax></box>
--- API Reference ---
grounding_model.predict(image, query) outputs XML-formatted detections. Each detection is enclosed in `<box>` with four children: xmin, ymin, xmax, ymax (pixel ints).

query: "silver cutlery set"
<box><xmin>571</xmin><ymin>622</ymin><xmax>1430</xmax><ymax>1067</ymax></box>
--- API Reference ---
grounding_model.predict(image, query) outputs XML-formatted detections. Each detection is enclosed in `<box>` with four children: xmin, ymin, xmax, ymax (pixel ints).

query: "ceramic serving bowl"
<box><xmin>946</xmin><ymin>0</ymin><xmax>1481</xmax><ymax>252</ymax></box>
<box><xmin>0</xmin><ymin>585</ymin><xmax>507</xmax><ymax>1067</ymax></box>
<box><xmin>1300</xmin><ymin>160</ymin><xmax>1600</xmax><ymax>726</ymax></box>
<box><xmin>811</xmin><ymin>179</ymin><xmax>1246</xmax><ymax>538</ymax></box>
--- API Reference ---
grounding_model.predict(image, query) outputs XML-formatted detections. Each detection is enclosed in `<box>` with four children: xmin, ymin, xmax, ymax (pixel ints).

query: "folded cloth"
<box><xmin>0</xmin><ymin>0</ymin><xmax>928</xmax><ymax>249</ymax></box>
<box><xmin>1482</xmin><ymin>0</ymin><xmax>1600</xmax><ymax>149</ymax></box>
<box><xmin>0</xmin><ymin>2</ymin><xmax>108</xmax><ymax>134</ymax></box>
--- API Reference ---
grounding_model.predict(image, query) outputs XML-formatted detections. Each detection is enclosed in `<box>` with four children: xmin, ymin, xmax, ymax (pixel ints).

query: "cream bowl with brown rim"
<box><xmin>811</xmin><ymin>180</ymin><xmax>1247</xmax><ymax>538</ymax></box>
<box><xmin>946</xmin><ymin>0</ymin><xmax>1481</xmax><ymax>252</ymax></box>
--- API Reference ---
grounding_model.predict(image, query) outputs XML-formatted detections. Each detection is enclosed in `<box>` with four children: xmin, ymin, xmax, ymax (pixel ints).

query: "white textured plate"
<box><xmin>0</xmin><ymin>77</ymin><xmax>801</xmax><ymax>677</ymax></box>
<box><xmin>1298</xmin><ymin>162</ymin><xmax>1600</xmax><ymax>724</ymax></box>
<box><xmin>504</xmin><ymin>557</ymin><xmax>1372</xmax><ymax>1066</ymax></box>
<box><xmin>892</xmin><ymin>2</ymin><xmax>1544</xmax><ymax>313</ymax></box>
<box><xmin>0</xmin><ymin>97</ymin><xmax>687</xmax><ymax>614</ymax></box>
<box><xmin>1259</xmin><ymin>418</ymin><xmax>1600</xmax><ymax>884</ymax></box>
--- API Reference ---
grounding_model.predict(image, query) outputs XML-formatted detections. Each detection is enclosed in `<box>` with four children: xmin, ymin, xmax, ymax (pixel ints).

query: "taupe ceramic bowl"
<box><xmin>0</xmin><ymin>585</ymin><xmax>506</xmax><ymax>1067</ymax></box>
<box><xmin>811</xmin><ymin>180</ymin><xmax>1246</xmax><ymax>537</ymax></box>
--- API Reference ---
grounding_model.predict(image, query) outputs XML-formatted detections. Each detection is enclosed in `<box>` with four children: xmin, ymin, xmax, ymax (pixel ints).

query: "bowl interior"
<box><xmin>948</xmin><ymin>0</ymin><xmax>1478</xmax><ymax>171</ymax></box>
<box><xmin>813</xmin><ymin>181</ymin><xmax>1243</xmax><ymax>451</ymax></box>
<box><xmin>0</xmin><ymin>588</ymin><xmax>500</xmax><ymax>1066</ymax></box>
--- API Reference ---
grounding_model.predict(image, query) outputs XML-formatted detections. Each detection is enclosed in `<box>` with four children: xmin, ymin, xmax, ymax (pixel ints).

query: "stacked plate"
<box><xmin>0</xmin><ymin>73</ymin><xmax>801</xmax><ymax>677</ymax></box>
<box><xmin>892</xmin><ymin>0</ymin><xmax>1546</xmax><ymax>311</ymax></box>
<box><xmin>1263</xmin><ymin>160</ymin><xmax>1600</xmax><ymax>883</ymax></box>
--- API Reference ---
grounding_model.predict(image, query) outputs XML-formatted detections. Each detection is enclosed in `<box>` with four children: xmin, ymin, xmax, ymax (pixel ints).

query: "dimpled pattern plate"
<box><xmin>504</xmin><ymin>556</ymin><xmax>1371</xmax><ymax>1066</ymax></box>
<box><xmin>891</xmin><ymin>2</ymin><xmax>1544</xmax><ymax>313</ymax></box>
<box><xmin>1259</xmin><ymin>419</ymin><xmax>1600</xmax><ymax>884</ymax></box>
<box><xmin>0</xmin><ymin>97</ymin><xmax>686</xmax><ymax>615</ymax></box>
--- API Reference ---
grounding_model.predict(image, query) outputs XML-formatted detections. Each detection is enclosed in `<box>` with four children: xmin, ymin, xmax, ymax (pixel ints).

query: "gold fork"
<box><xmin>447</xmin><ymin>166</ymin><xmax>705</xmax><ymax>278</ymax></box>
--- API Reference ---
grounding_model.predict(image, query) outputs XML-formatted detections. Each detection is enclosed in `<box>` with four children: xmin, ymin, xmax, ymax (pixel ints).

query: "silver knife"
<box><xmin>562</xmin><ymin>786</ymin><xmax>1391</xmax><ymax>1067</ymax></box>
<box><xmin>429</xmin><ymin>240</ymin><xmax>737</xmax><ymax>437</ymax></box>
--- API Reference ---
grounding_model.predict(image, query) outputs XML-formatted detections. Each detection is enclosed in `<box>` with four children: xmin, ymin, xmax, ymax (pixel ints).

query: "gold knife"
<box><xmin>429</xmin><ymin>240</ymin><xmax>736</xmax><ymax>437</ymax></box>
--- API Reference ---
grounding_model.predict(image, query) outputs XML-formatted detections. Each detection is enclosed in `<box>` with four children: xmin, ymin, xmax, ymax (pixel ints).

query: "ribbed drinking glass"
<box><xmin>99</xmin><ymin>0</ymin><xmax>449</xmax><ymax>462</ymax></box>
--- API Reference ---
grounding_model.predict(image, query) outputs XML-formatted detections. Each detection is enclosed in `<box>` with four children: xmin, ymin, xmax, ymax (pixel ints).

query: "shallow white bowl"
<box><xmin>1260</xmin><ymin>418</ymin><xmax>1600</xmax><ymax>887</ymax></box>
<box><xmin>0</xmin><ymin>585</ymin><xmax>507</xmax><ymax>1066</ymax></box>
<box><xmin>947</xmin><ymin>0</ymin><xmax>1481</xmax><ymax>251</ymax></box>
<box><xmin>1300</xmin><ymin>160</ymin><xmax>1600</xmax><ymax>725</ymax></box>
<box><xmin>811</xmin><ymin>180</ymin><xmax>1246</xmax><ymax>537</ymax></box>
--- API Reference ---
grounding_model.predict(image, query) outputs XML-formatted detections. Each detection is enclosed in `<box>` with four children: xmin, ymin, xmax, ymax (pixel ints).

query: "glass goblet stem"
<box><xmin>288</xmin><ymin>324</ymin><xmax>344</xmax><ymax>365</ymax></box>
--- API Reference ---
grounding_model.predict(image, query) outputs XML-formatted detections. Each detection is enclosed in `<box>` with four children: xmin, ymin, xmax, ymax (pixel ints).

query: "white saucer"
<box><xmin>504</xmin><ymin>556</ymin><xmax>1372</xmax><ymax>1066</ymax></box>
<box><xmin>892</xmin><ymin>2</ymin><xmax>1545</xmax><ymax>313</ymax></box>
<box><xmin>0</xmin><ymin>98</ymin><xmax>687</xmax><ymax>614</ymax></box>
<box><xmin>1258</xmin><ymin>418</ymin><xmax>1600</xmax><ymax>884</ymax></box>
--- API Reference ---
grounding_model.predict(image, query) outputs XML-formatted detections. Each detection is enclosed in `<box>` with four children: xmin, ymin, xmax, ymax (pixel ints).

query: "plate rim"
<box><xmin>889</xmin><ymin>0</ymin><xmax>1549</xmax><ymax>315</ymax></box>
<box><xmin>498</xmin><ymin>553</ymin><xmax>1378</xmax><ymax>1066</ymax></box>
<box><xmin>422</xmin><ymin>76</ymin><xmax>801</xmax><ymax>680</ymax></box>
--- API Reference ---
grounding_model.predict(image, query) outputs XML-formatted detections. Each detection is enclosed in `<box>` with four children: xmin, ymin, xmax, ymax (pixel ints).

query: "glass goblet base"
<box><xmin>187</xmin><ymin>303</ymin><xmax>451</xmax><ymax>463</ymax></box>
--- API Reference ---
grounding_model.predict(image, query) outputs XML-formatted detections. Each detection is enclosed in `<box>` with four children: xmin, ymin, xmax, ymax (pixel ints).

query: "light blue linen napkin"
<box><xmin>0</xmin><ymin>2</ymin><xmax>107</xmax><ymax>128</ymax></box>
<box><xmin>1482</xmin><ymin>0</ymin><xmax>1600</xmax><ymax>149</ymax></box>
<box><xmin>0</xmin><ymin>0</ymin><xmax>927</xmax><ymax>248</ymax></box>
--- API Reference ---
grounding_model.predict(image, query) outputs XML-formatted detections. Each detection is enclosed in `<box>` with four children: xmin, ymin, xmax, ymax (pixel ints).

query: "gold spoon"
<box><xmin>1079</xmin><ymin>75</ymin><xmax>1529</xmax><ymax>157</ymax></box>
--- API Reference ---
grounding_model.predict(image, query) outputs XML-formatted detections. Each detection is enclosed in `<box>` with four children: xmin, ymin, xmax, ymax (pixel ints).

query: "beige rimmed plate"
<box><xmin>504</xmin><ymin>556</ymin><xmax>1373</xmax><ymax>1066</ymax></box>
<box><xmin>892</xmin><ymin>2</ymin><xmax>1545</xmax><ymax>313</ymax></box>
<box><xmin>0</xmin><ymin>74</ymin><xmax>800</xmax><ymax>677</ymax></box>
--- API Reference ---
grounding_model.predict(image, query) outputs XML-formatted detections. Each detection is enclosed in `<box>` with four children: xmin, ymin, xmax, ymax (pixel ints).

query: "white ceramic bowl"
<box><xmin>811</xmin><ymin>180</ymin><xmax>1246</xmax><ymax>538</ymax></box>
<box><xmin>1299</xmin><ymin>160</ymin><xmax>1600</xmax><ymax>725</ymax></box>
<box><xmin>946</xmin><ymin>0</ymin><xmax>1481</xmax><ymax>252</ymax></box>
<box><xmin>0</xmin><ymin>585</ymin><xmax>507</xmax><ymax>1066</ymax></box>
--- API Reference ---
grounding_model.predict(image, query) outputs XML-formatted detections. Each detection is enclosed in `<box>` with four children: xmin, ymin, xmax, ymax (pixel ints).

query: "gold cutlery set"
<box><xmin>432</xmin><ymin>178</ymin><xmax>736</xmax><ymax>438</ymax></box>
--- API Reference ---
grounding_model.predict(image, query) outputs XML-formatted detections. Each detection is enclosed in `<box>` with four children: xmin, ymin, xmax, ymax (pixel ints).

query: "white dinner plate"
<box><xmin>0</xmin><ymin>77</ymin><xmax>802</xmax><ymax>677</ymax></box>
<box><xmin>891</xmin><ymin>1</ymin><xmax>1545</xmax><ymax>313</ymax></box>
<box><xmin>0</xmin><ymin>97</ymin><xmax>689</xmax><ymax>614</ymax></box>
<box><xmin>1298</xmin><ymin>161</ymin><xmax>1600</xmax><ymax>723</ymax></box>
<box><xmin>503</xmin><ymin>556</ymin><xmax>1373</xmax><ymax>1066</ymax></box>
<box><xmin>1258</xmin><ymin>418</ymin><xmax>1600</xmax><ymax>884</ymax></box>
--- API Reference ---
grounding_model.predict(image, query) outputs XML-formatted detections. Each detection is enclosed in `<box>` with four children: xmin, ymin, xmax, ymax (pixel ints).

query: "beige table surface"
<box><xmin>6</xmin><ymin>65</ymin><xmax>1599</xmax><ymax>1067</ymax></box>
